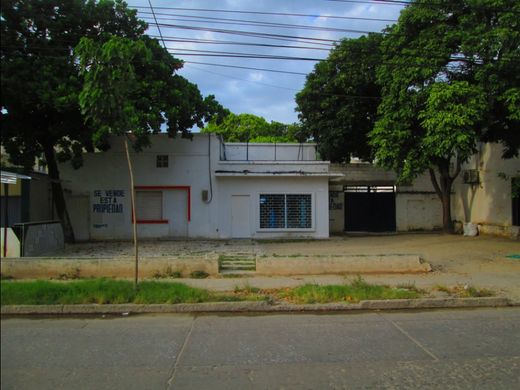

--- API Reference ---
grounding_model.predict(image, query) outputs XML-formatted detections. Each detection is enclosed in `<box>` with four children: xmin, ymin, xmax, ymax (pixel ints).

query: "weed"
<box><xmin>57</xmin><ymin>267</ymin><xmax>81</xmax><ymax>280</ymax></box>
<box><xmin>0</xmin><ymin>273</ymin><xmax>14</xmax><ymax>280</ymax></box>
<box><xmin>234</xmin><ymin>282</ymin><xmax>260</xmax><ymax>294</ymax></box>
<box><xmin>278</xmin><ymin>279</ymin><xmax>421</xmax><ymax>304</ymax></box>
<box><xmin>153</xmin><ymin>266</ymin><xmax>182</xmax><ymax>279</ymax></box>
<box><xmin>396</xmin><ymin>282</ymin><xmax>424</xmax><ymax>294</ymax></box>
<box><xmin>190</xmin><ymin>270</ymin><xmax>209</xmax><ymax>279</ymax></box>
<box><xmin>433</xmin><ymin>284</ymin><xmax>494</xmax><ymax>297</ymax></box>
<box><xmin>434</xmin><ymin>284</ymin><xmax>452</xmax><ymax>294</ymax></box>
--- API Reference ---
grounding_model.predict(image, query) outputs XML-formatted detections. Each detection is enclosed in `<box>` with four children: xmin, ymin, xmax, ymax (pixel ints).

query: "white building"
<box><xmin>59</xmin><ymin>134</ymin><xmax>333</xmax><ymax>240</ymax></box>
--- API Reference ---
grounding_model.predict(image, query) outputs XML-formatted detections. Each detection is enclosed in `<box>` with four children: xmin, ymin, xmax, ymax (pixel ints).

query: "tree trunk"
<box><xmin>429</xmin><ymin>165</ymin><xmax>455</xmax><ymax>233</ymax></box>
<box><xmin>43</xmin><ymin>141</ymin><xmax>76</xmax><ymax>243</ymax></box>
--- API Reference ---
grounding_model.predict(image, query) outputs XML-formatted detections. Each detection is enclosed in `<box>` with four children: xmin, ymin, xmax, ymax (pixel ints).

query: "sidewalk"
<box><xmin>6</xmin><ymin>233</ymin><xmax>520</xmax><ymax>299</ymax></box>
<box><xmin>166</xmin><ymin>233</ymin><xmax>520</xmax><ymax>300</ymax></box>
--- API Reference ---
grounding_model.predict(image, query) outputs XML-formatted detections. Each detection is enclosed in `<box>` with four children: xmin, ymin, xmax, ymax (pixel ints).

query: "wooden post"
<box><xmin>124</xmin><ymin>137</ymin><xmax>139</xmax><ymax>289</ymax></box>
<box><xmin>3</xmin><ymin>183</ymin><xmax>9</xmax><ymax>258</ymax></box>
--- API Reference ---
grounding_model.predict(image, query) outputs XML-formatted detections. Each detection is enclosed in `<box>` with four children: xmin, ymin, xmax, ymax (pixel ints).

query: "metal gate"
<box><xmin>344</xmin><ymin>186</ymin><xmax>396</xmax><ymax>232</ymax></box>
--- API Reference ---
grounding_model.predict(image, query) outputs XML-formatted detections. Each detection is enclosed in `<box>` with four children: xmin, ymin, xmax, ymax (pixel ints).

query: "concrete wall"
<box><xmin>452</xmin><ymin>143</ymin><xmax>520</xmax><ymax>236</ymax></box>
<box><xmin>0</xmin><ymin>228</ymin><xmax>21</xmax><ymax>257</ymax></box>
<box><xmin>58</xmin><ymin>134</ymin><xmax>330</xmax><ymax>240</ymax></box>
<box><xmin>1</xmin><ymin>256</ymin><xmax>218</xmax><ymax>279</ymax></box>
<box><xmin>216</xmin><ymin>176</ymin><xmax>329</xmax><ymax>239</ymax></box>
<box><xmin>396</xmin><ymin>173</ymin><xmax>443</xmax><ymax>231</ymax></box>
<box><xmin>23</xmin><ymin>222</ymin><xmax>64</xmax><ymax>256</ymax></box>
<box><xmin>329</xmin><ymin>164</ymin><xmax>442</xmax><ymax>232</ymax></box>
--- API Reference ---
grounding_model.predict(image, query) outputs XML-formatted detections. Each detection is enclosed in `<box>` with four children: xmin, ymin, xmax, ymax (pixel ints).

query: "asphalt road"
<box><xmin>2</xmin><ymin>308</ymin><xmax>519</xmax><ymax>389</ymax></box>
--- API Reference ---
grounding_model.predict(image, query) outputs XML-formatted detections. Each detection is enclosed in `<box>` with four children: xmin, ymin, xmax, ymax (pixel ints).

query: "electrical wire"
<box><xmin>146</xmin><ymin>0</ymin><xmax>166</xmax><ymax>49</ymax></box>
<box><xmin>128</xmin><ymin>5</ymin><xmax>399</xmax><ymax>21</ymax></box>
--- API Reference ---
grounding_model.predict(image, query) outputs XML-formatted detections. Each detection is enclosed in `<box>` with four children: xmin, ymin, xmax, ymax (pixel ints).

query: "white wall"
<box><xmin>329</xmin><ymin>164</ymin><xmax>443</xmax><ymax>232</ymax></box>
<box><xmin>59</xmin><ymin>134</ymin><xmax>330</xmax><ymax>240</ymax></box>
<box><xmin>216</xmin><ymin>176</ymin><xmax>329</xmax><ymax>239</ymax></box>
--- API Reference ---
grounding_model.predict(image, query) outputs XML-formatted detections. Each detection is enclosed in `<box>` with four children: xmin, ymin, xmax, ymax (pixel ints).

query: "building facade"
<box><xmin>452</xmin><ymin>143</ymin><xmax>519</xmax><ymax>237</ymax></box>
<box><xmin>59</xmin><ymin>134</ymin><xmax>332</xmax><ymax>240</ymax></box>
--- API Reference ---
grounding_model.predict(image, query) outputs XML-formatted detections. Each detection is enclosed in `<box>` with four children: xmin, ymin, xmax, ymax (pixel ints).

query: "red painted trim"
<box><xmin>133</xmin><ymin>185</ymin><xmax>191</xmax><ymax>222</ymax></box>
<box><xmin>134</xmin><ymin>185</ymin><xmax>190</xmax><ymax>190</ymax></box>
<box><xmin>136</xmin><ymin>219</ymin><xmax>168</xmax><ymax>224</ymax></box>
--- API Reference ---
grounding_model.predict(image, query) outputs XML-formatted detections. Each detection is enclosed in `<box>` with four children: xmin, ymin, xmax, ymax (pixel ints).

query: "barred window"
<box><xmin>156</xmin><ymin>155</ymin><xmax>169</xmax><ymax>168</ymax></box>
<box><xmin>259</xmin><ymin>194</ymin><xmax>312</xmax><ymax>229</ymax></box>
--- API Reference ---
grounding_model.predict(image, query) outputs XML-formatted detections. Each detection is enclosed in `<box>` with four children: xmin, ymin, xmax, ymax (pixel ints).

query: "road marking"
<box><xmin>166</xmin><ymin>316</ymin><xmax>196</xmax><ymax>389</ymax></box>
<box><xmin>380</xmin><ymin>314</ymin><xmax>439</xmax><ymax>362</ymax></box>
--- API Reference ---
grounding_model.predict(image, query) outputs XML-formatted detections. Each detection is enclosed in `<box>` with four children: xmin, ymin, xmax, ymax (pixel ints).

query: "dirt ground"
<box><xmin>52</xmin><ymin>233</ymin><xmax>520</xmax><ymax>298</ymax></box>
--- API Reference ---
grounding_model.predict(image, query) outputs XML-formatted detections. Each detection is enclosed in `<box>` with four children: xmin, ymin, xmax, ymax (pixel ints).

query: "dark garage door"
<box><xmin>344</xmin><ymin>186</ymin><xmax>396</xmax><ymax>232</ymax></box>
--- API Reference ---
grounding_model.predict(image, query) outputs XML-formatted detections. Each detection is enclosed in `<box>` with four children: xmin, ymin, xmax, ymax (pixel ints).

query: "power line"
<box><xmin>139</xmin><ymin>15</ymin><xmax>386</xmax><ymax>35</ymax></box>
<box><xmin>128</xmin><ymin>5</ymin><xmax>399</xmax><ymax>21</ymax></box>
<box><xmin>148</xmin><ymin>36</ymin><xmax>332</xmax><ymax>50</ymax></box>
<box><xmin>149</xmin><ymin>22</ymin><xmax>368</xmax><ymax>42</ymax></box>
<box><xmin>136</xmin><ymin>11</ymin><xmax>397</xmax><ymax>28</ymax></box>
<box><xmin>183</xmin><ymin>61</ymin><xmax>308</xmax><ymax>75</ymax></box>
<box><xmin>167</xmin><ymin>52</ymin><xmax>325</xmax><ymax>61</ymax></box>
<box><xmin>146</xmin><ymin>0</ymin><xmax>166</xmax><ymax>49</ymax></box>
<box><xmin>185</xmin><ymin>64</ymin><xmax>301</xmax><ymax>91</ymax></box>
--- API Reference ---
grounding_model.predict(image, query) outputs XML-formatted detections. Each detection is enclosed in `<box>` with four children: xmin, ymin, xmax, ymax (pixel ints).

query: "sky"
<box><xmin>128</xmin><ymin>0</ymin><xmax>406</xmax><ymax>126</ymax></box>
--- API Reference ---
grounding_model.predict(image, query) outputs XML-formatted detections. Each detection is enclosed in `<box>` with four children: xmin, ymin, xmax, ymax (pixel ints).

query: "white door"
<box><xmin>231</xmin><ymin>195</ymin><xmax>251</xmax><ymax>238</ymax></box>
<box><xmin>168</xmin><ymin>190</ymin><xmax>188</xmax><ymax>237</ymax></box>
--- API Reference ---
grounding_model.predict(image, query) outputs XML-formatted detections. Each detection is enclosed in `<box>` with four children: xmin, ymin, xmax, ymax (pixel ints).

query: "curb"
<box><xmin>1</xmin><ymin>297</ymin><xmax>516</xmax><ymax>316</ymax></box>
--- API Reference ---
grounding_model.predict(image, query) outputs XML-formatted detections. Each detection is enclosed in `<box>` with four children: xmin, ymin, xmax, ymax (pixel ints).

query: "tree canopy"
<box><xmin>1</xmin><ymin>0</ymin><xmax>225</xmax><ymax>241</ymax></box>
<box><xmin>370</xmin><ymin>0</ymin><xmax>519</xmax><ymax>231</ymax></box>
<box><xmin>201</xmin><ymin>113</ymin><xmax>303</xmax><ymax>143</ymax></box>
<box><xmin>295</xmin><ymin>0</ymin><xmax>519</xmax><ymax>232</ymax></box>
<box><xmin>295</xmin><ymin>33</ymin><xmax>383</xmax><ymax>162</ymax></box>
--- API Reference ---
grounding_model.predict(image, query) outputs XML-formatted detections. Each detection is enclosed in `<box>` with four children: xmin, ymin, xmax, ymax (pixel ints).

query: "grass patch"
<box><xmin>0</xmin><ymin>279</ymin><xmax>219</xmax><ymax>305</ymax></box>
<box><xmin>1</xmin><ymin>277</ymin><xmax>430</xmax><ymax>306</ymax></box>
<box><xmin>277</xmin><ymin>277</ymin><xmax>421</xmax><ymax>304</ymax></box>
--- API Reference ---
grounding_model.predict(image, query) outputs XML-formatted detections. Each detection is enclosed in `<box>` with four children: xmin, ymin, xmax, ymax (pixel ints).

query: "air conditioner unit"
<box><xmin>463</xmin><ymin>169</ymin><xmax>479</xmax><ymax>184</ymax></box>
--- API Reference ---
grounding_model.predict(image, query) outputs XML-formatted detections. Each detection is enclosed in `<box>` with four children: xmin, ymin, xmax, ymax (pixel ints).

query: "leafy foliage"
<box><xmin>1</xmin><ymin>0</ymin><xmax>225</xmax><ymax>241</ymax></box>
<box><xmin>76</xmin><ymin>35</ymin><xmax>226</xmax><ymax>146</ymax></box>
<box><xmin>371</xmin><ymin>0</ymin><xmax>520</xmax><ymax>183</ymax></box>
<box><xmin>201</xmin><ymin>112</ymin><xmax>303</xmax><ymax>143</ymax></box>
<box><xmin>370</xmin><ymin>0</ymin><xmax>519</xmax><ymax>231</ymax></box>
<box><xmin>295</xmin><ymin>33</ymin><xmax>383</xmax><ymax>162</ymax></box>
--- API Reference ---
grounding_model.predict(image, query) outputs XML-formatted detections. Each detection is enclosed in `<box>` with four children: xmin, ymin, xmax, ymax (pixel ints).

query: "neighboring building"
<box><xmin>59</xmin><ymin>134</ymin><xmax>334</xmax><ymax>240</ymax></box>
<box><xmin>452</xmin><ymin>143</ymin><xmax>519</xmax><ymax>238</ymax></box>
<box><xmin>329</xmin><ymin>142</ymin><xmax>519</xmax><ymax>238</ymax></box>
<box><xmin>0</xmin><ymin>170</ymin><xmax>53</xmax><ymax>227</ymax></box>
<box><xmin>328</xmin><ymin>164</ymin><xmax>442</xmax><ymax>233</ymax></box>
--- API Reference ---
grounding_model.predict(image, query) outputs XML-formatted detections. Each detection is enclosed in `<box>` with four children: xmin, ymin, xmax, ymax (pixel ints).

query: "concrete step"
<box><xmin>220</xmin><ymin>260</ymin><xmax>256</xmax><ymax>265</ymax></box>
<box><xmin>220</xmin><ymin>264</ymin><xmax>256</xmax><ymax>270</ymax></box>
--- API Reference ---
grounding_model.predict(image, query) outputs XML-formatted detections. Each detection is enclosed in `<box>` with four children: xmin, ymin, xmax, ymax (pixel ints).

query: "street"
<box><xmin>2</xmin><ymin>308</ymin><xmax>519</xmax><ymax>389</ymax></box>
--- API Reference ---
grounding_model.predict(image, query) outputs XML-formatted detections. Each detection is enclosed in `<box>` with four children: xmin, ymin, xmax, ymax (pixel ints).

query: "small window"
<box><xmin>156</xmin><ymin>155</ymin><xmax>168</xmax><ymax>168</ymax></box>
<box><xmin>136</xmin><ymin>191</ymin><xmax>162</xmax><ymax>221</ymax></box>
<box><xmin>259</xmin><ymin>194</ymin><xmax>312</xmax><ymax>229</ymax></box>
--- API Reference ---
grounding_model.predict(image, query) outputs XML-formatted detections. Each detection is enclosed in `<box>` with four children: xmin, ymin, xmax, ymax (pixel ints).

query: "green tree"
<box><xmin>76</xmin><ymin>35</ymin><xmax>224</xmax><ymax>148</ymax></box>
<box><xmin>295</xmin><ymin>33</ymin><xmax>383</xmax><ymax>162</ymax></box>
<box><xmin>370</xmin><ymin>0</ymin><xmax>520</xmax><ymax>232</ymax></box>
<box><xmin>201</xmin><ymin>113</ymin><xmax>301</xmax><ymax>143</ymax></box>
<box><xmin>1</xmin><ymin>0</ymin><xmax>225</xmax><ymax>242</ymax></box>
<box><xmin>0</xmin><ymin>0</ymin><xmax>146</xmax><ymax>242</ymax></box>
